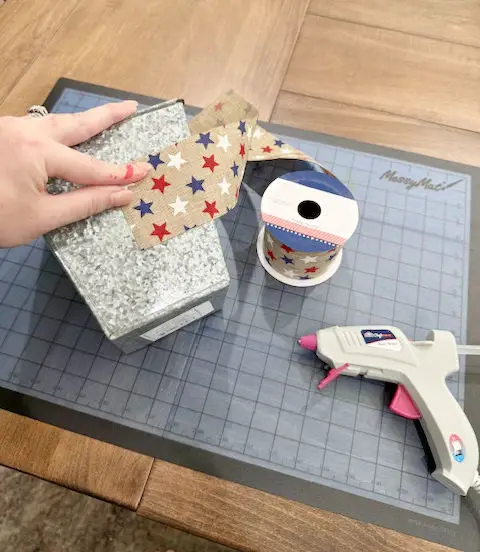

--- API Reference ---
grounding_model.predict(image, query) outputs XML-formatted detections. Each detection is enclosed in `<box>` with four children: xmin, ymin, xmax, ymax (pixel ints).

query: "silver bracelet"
<box><xmin>27</xmin><ymin>105</ymin><xmax>49</xmax><ymax>118</ymax></box>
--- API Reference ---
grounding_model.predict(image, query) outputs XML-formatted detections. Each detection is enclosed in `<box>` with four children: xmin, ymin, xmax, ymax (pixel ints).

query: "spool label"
<box><xmin>261</xmin><ymin>176</ymin><xmax>358</xmax><ymax>250</ymax></box>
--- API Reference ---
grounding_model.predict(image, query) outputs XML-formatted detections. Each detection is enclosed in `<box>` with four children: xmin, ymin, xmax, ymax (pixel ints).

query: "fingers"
<box><xmin>45</xmin><ymin>143</ymin><xmax>150</xmax><ymax>186</ymax></box>
<box><xmin>37</xmin><ymin>186</ymin><xmax>133</xmax><ymax>234</ymax></box>
<box><xmin>38</xmin><ymin>101</ymin><xmax>138</xmax><ymax>146</ymax></box>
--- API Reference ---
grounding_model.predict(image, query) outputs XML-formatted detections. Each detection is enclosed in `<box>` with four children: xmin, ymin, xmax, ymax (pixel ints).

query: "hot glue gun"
<box><xmin>298</xmin><ymin>325</ymin><xmax>480</xmax><ymax>496</ymax></box>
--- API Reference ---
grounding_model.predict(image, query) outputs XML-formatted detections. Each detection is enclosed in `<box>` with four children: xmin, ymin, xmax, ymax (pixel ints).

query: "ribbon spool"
<box><xmin>257</xmin><ymin>171</ymin><xmax>359</xmax><ymax>287</ymax></box>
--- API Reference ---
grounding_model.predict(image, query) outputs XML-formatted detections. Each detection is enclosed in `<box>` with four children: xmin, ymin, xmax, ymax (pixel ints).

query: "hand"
<box><xmin>0</xmin><ymin>101</ymin><xmax>150</xmax><ymax>248</ymax></box>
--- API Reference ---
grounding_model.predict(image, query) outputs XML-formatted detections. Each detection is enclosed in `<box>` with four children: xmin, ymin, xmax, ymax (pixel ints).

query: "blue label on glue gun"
<box><xmin>361</xmin><ymin>329</ymin><xmax>401</xmax><ymax>351</ymax></box>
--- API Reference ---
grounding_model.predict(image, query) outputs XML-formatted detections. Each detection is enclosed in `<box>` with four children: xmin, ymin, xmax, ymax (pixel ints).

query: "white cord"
<box><xmin>472</xmin><ymin>472</ymin><xmax>480</xmax><ymax>493</ymax></box>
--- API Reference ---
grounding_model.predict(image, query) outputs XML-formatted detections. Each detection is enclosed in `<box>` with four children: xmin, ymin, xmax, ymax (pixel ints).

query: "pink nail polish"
<box><xmin>124</xmin><ymin>164</ymin><xmax>134</xmax><ymax>180</ymax></box>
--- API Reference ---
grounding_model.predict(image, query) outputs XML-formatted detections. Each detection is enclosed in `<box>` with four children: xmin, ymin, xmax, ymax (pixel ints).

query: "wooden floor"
<box><xmin>0</xmin><ymin>1</ymin><xmax>478</xmax><ymax>551</ymax></box>
<box><xmin>1</xmin><ymin>0</ymin><xmax>479</xmax><ymax>165</ymax></box>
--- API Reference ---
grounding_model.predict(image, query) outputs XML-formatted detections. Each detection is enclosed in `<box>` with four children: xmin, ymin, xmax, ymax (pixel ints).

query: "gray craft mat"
<box><xmin>0</xmin><ymin>79</ymin><xmax>478</xmax><ymax>550</ymax></box>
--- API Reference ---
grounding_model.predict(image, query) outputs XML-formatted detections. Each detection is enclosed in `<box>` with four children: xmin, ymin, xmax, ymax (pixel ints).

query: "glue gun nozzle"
<box><xmin>298</xmin><ymin>334</ymin><xmax>317</xmax><ymax>351</ymax></box>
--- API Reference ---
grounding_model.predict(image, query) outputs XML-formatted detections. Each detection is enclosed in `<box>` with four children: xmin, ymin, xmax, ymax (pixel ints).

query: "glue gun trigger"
<box><xmin>387</xmin><ymin>386</ymin><xmax>436</xmax><ymax>475</ymax></box>
<box><xmin>389</xmin><ymin>384</ymin><xmax>422</xmax><ymax>420</ymax></box>
<box><xmin>317</xmin><ymin>363</ymin><xmax>350</xmax><ymax>390</ymax></box>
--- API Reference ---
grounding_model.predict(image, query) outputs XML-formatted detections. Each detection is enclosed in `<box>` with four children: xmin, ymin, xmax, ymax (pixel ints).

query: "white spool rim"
<box><xmin>256</xmin><ymin>226</ymin><xmax>343</xmax><ymax>288</ymax></box>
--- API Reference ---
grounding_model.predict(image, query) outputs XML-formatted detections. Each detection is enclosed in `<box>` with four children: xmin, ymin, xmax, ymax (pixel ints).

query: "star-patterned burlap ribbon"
<box><xmin>123</xmin><ymin>91</ymin><xmax>333</xmax><ymax>249</ymax></box>
<box><xmin>263</xmin><ymin>230</ymin><xmax>340</xmax><ymax>281</ymax></box>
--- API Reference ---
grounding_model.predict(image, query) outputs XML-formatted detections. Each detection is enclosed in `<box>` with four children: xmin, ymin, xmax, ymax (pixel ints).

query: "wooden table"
<box><xmin>1</xmin><ymin>1</ymin><xmax>479</xmax><ymax>550</ymax></box>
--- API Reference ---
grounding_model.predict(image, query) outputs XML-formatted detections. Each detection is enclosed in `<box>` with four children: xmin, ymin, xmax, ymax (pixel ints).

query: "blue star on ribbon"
<box><xmin>134</xmin><ymin>199</ymin><xmax>153</xmax><ymax>217</ymax></box>
<box><xmin>184</xmin><ymin>225</ymin><xmax>196</xmax><ymax>231</ymax></box>
<box><xmin>281</xmin><ymin>255</ymin><xmax>294</xmax><ymax>264</ymax></box>
<box><xmin>231</xmin><ymin>161</ymin><xmax>239</xmax><ymax>177</ymax></box>
<box><xmin>238</xmin><ymin>120</ymin><xmax>247</xmax><ymax>135</ymax></box>
<box><xmin>195</xmin><ymin>132</ymin><xmax>214</xmax><ymax>149</ymax></box>
<box><xmin>148</xmin><ymin>154</ymin><xmax>164</xmax><ymax>170</ymax></box>
<box><xmin>328</xmin><ymin>252</ymin><xmax>338</xmax><ymax>261</ymax></box>
<box><xmin>274</xmin><ymin>139</ymin><xmax>285</xmax><ymax>147</ymax></box>
<box><xmin>299</xmin><ymin>275</ymin><xmax>310</xmax><ymax>280</ymax></box>
<box><xmin>186</xmin><ymin>176</ymin><xmax>205</xmax><ymax>194</ymax></box>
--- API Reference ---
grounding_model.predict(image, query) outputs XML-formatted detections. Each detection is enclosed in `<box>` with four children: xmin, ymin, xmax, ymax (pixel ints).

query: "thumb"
<box><xmin>38</xmin><ymin>186</ymin><xmax>133</xmax><ymax>233</ymax></box>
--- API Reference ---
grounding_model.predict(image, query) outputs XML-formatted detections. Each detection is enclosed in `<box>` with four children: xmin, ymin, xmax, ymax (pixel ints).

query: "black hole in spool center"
<box><xmin>298</xmin><ymin>200</ymin><xmax>321</xmax><ymax>219</ymax></box>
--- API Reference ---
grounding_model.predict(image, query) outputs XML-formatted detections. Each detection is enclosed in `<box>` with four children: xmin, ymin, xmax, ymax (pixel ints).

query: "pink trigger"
<box><xmin>389</xmin><ymin>385</ymin><xmax>421</xmax><ymax>420</ymax></box>
<box><xmin>317</xmin><ymin>363</ymin><xmax>349</xmax><ymax>390</ymax></box>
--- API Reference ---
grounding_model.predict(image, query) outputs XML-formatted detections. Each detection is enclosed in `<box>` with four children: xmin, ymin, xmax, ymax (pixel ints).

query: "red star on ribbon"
<box><xmin>151</xmin><ymin>175</ymin><xmax>171</xmax><ymax>193</ymax></box>
<box><xmin>281</xmin><ymin>244</ymin><xmax>294</xmax><ymax>253</ymax></box>
<box><xmin>239</xmin><ymin>144</ymin><xmax>246</xmax><ymax>158</ymax></box>
<box><xmin>214</xmin><ymin>102</ymin><xmax>224</xmax><ymax>111</ymax></box>
<box><xmin>203</xmin><ymin>200</ymin><xmax>219</xmax><ymax>219</ymax></box>
<box><xmin>305</xmin><ymin>266</ymin><xmax>318</xmax><ymax>273</ymax></box>
<box><xmin>151</xmin><ymin>222</ymin><xmax>171</xmax><ymax>242</ymax></box>
<box><xmin>267</xmin><ymin>250</ymin><xmax>276</xmax><ymax>261</ymax></box>
<box><xmin>202</xmin><ymin>154</ymin><xmax>219</xmax><ymax>173</ymax></box>
<box><xmin>262</xmin><ymin>146</ymin><xmax>273</xmax><ymax>153</ymax></box>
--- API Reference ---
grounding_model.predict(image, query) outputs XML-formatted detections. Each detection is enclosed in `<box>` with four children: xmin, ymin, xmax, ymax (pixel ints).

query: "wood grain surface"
<box><xmin>0</xmin><ymin>0</ymin><xmax>309</xmax><ymax>120</ymax></box>
<box><xmin>138</xmin><ymin>461</ymin><xmax>454</xmax><ymax>552</ymax></box>
<box><xmin>282</xmin><ymin>15</ymin><xmax>480</xmax><ymax>133</ymax></box>
<box><xmin>0</xmin><ymin>0</ymin><xmax>78</xmax><ymax>105</ymax></box>
<box><xmin>309</xmin><ymin>0</ymin><xmax>480</xmax><ymax>49</ymax></box>
<box><xmin>271</xmin><ymin>91</ymin><xmax>480</xmax><ymax>167</ymax></box>
<box><xmin>0</xmin><ymin>409</ymin><xmax>153</xmax><ymax>509</ymax></box>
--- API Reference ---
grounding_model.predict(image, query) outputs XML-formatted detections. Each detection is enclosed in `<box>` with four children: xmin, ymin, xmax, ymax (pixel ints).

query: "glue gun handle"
<box><xmin>406</xmin><ymin>378</ymin><xmax>478</xmax><ymax>495</ymax></box>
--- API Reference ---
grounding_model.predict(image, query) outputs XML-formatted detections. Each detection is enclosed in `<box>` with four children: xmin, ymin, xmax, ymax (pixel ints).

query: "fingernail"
<box><xmin>123</xmin><ymin>100</ymin><xmax>138</xmax><ymax>111</ymax></box>
<box><xmin>122</xmin><ymin>162</ymin><xmax>150</xmax><ymax>181</ymax></box>
<box><xmin>111</xmin><ymin>189</ymin><xmax>133</xmax><ymax>208</ymax></box>
<box><xmin>133</xmin><ymin>161</ymin><xmax>151</xmax><ymax>174</ymax></box>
